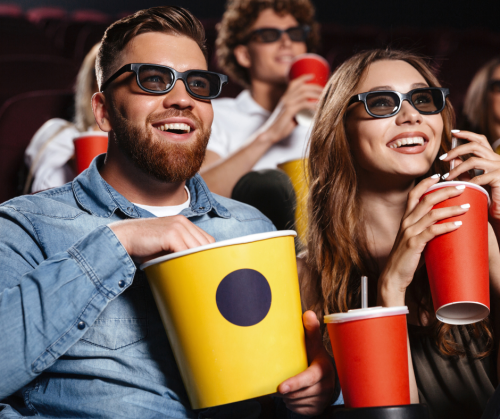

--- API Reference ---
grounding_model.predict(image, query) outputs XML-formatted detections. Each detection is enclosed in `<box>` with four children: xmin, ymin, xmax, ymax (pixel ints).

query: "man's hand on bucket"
<box><xmin>276</xmin><ymin>310</ymin><xmax>336</xmax><ymax>416</ymax></box>
<box><xmin>109</xmin><ymin>215</ymin><xmax>215</xmax><ymax>264</ymax></box>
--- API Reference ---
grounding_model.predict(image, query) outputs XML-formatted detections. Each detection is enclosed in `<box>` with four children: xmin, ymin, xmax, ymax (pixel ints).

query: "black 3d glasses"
<box><xmin>100</xmin><ymin>63</ymin><xmax>228</xmax><ymax>100</ymax></box>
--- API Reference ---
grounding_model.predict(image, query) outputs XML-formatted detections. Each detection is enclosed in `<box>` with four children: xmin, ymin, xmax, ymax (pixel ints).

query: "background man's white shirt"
<box><xmin>208</xmin><ymin>90</ymin><xmax>310</xmax><ymax>171</ymax></box>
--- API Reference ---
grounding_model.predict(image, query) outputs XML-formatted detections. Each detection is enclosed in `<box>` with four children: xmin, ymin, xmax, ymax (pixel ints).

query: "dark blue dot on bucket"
<box><xmin>216</xmin><ymin>269</ymin><xmax>272</xmax><ymax>327</ymax></box>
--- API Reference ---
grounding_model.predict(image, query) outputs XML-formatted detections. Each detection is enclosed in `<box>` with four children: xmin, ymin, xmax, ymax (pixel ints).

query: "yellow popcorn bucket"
<box><xmin>277</xmin><ymin>159</ymin><xmax>309</xmax><ymax>244</ymax></box>
<box><xmin>140</xmin><ymin>231</ymin><xmax>307</xmax><ymax>409</ymax></box>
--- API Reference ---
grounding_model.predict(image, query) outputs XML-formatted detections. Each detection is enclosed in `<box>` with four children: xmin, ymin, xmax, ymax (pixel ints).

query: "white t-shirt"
<box><xmin>133</xmin><ymin>187</ymin><xmax>190</xmax><ymax>217</ymax></box>
<box><xmin>208</xmin><ymin>90</ymin><xmax>310</xmax><ymax>171</ymax></box>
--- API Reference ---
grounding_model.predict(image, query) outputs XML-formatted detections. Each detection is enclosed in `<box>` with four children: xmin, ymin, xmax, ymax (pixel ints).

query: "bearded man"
<box><xmin>0</xmin><ymin>6</ymin><xmax>335</xmax><ymax>419</ymax></box>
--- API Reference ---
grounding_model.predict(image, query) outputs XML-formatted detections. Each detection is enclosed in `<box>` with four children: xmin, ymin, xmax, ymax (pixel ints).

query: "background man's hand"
<box><xmin>276</xmin><ymin>310</ymin><xmax>336</xmax><ymax>416</ymax></box>
<box><xmin>109</xmin><ymin>216</ymin><xmax>215</xmax><ymax>263</ymax></box>
<box><xmin>260</xmin><ymin>74</ymin><xmax>324</xmax><ymax>145</ymax></box>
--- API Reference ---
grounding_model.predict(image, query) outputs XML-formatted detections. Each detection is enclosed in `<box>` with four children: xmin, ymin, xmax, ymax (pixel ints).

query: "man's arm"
<box><xmin>0</xmin><ymin>211</ymin><xmax>136</xmax><ymax>399</ymax></box>
<box><xmin>201</xmin><ymin>76</ymin><xmax>323</xmax><ymax>197</ymax></box>
<box><xmin>0</xmin><ymin>208</ymin><xmax>213</xmax><ymax>399</ymax></box>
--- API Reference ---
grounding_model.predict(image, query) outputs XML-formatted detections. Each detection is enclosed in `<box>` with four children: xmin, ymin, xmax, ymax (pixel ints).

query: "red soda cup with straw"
<box><xmin>325</xmin><ymin>277</ymin><xmax>410</xmax><ymax>408</ymax></box>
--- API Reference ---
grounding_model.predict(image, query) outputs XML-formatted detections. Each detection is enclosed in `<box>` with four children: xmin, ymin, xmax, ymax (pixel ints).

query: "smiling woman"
<box><xmin>301</xmin><ymin>49</ymin><xmax>500</xmax><ymax>418</ymax></box>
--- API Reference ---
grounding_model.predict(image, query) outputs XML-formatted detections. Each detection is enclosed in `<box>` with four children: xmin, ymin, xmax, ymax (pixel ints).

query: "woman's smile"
<box><xmin>387</xmin><ymin>132</ymin><xmax>429</xmax><ymax>154</ymax></box>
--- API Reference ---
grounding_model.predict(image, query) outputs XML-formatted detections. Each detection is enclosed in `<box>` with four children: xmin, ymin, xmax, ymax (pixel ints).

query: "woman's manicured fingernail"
<box><xmin>451</xmin><ymin>129</ymin><xmax>460</xmax><ymax>133</ymax></box>
<box><xmin>442</xmin><ymin>173</ymin><xmax>450</xmax><ymax>179</ymax></box>
<box><xmin>454</xmin><ymin>221</ymin><xmax>462</xmax><ymax>226</ymax></box>
<box><xmin>456</xmin><ymin>185</ymin><xmax>466</xmax><ymax>190</ymax></box>
<box><xmin>439</xmin><ymin>153</ymin><xmax>447</xmax><ymax>160</ymax></box>
<box><xmin>431</xmin><ymin>174</ymin><xmax>440</xmax><ymax>179</ymax></box>
<box><xmin>461</xmin><ymin>203</ymin><xmax>470</xmax><ymax>209</ymax></box>
<box><xmin>280</xmin><ymin>385</ymin><xmax>290</xmax><ymax>394</ymax></box>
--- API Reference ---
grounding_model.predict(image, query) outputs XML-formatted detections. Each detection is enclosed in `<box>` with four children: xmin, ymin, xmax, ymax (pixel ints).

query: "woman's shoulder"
<box><xmin>25</xmin><ymin>119</ymin><xmax>78</xmax><ymax>164</ymax></box>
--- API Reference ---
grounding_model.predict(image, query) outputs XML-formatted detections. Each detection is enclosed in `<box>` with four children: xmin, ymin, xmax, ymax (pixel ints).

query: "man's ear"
<box><xmin>234</xmin><ymin>45</ymin><xmax>252</xmax><ymax>69</ymax></box>
<box><xmin>92</xmin><ymin>92</ymin><xmax>112</xmax><ymax>132</ymax></box>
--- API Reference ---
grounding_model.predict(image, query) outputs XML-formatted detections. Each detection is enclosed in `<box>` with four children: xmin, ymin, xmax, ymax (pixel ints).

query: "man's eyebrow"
<box><xmin>367</xmin><ymin>82</ymin><xmax>429</xmax><ymax>92</ymax></box>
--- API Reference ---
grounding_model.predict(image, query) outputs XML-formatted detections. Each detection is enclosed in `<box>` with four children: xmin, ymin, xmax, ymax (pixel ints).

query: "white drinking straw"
<box><xmin>450</xmin><ymin>137</ymin><xmax>457</xmax><ymax>171</ymax></box>
<box><xmin>361</xmin><ymin>276</ymin><xmax>368</xmax><ymax>309</ymax></box>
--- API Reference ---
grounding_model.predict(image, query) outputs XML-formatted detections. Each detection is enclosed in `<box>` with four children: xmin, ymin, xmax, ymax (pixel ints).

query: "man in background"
<box><xmin>201</xmin><ymin>0</ymin><xmax>324</xmax><ymax>232</ymax></box>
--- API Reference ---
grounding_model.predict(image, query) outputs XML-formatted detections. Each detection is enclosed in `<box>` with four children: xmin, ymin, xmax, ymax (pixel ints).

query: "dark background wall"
<box><xmin>7</xmin><ymin>0</ymin><xmax>500</xmax><ymax>30</ymax></box>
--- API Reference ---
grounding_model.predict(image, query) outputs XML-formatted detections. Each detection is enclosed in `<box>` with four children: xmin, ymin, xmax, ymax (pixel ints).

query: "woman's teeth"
<box><xmin>155</xmin><ymin>123</ymin><xmax>191</xmax><ymax>133</ymax></box>
<box><xmin>389</xmin><ymin>137</ymin><xmax>425</xmax><ymax>149</ymax></box>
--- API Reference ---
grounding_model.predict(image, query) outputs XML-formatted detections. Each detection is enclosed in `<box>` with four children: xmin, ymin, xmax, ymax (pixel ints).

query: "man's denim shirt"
<box><xmin>0</xmin><ymin>156</ymin><xmax>276</xmax><ymax>418</ymax></box>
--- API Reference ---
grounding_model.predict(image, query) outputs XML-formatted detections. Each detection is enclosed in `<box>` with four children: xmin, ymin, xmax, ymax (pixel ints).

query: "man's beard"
<box><xmin>109</xmin><ymin>104</ymin><xmax>210</xmax><ymax>183</ymax></box>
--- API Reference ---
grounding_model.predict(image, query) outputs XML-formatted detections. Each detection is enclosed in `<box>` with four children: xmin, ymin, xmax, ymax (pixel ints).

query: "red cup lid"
<box><xmin>424</xmin><ymin>181</ymin><xmax>490</xmax><ymax>206</ymax></box>
<box><xmin>324</xmin><ymin>306</ymin><xmax>409</xmax><ymax>323</ymax></box>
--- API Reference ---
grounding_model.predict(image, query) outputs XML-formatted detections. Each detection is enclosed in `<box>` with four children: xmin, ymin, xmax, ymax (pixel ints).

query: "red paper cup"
<box><xmin>422</xmin><ymin>181</ymin><xmax>490</xmax><ymax>324</ymax></box>
<box><xmin>288</xmin><ymin>53</ymin><xmax>330</xmax><ymax>126</ymax></box>
<box><xmin>324</xmin><ymin>307</ymin><xmax>410</xmax><ymax>408</ymax></box>
<box><xmin>73</xmin><ymin>132</ymin><xmax>108</xmax><ymax>174</ymax></box>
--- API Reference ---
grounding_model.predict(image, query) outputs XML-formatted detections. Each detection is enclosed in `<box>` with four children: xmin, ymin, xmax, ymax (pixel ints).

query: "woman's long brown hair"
<box><xmin>306</xmin><ymin>49</ymin><xmax>493</xmax><ymax>357</ymax></box>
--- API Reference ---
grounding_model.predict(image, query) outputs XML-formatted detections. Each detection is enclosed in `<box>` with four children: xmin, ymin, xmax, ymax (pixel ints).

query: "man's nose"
<box><xmin>279</xmin><ymin>31</ymin><xmax>293</xmax><ymax>47</ymax></box>
<box><xmin>162</xmin><ymin>79</ymin><xmax>196</xmax><ymax>109</ymax></box>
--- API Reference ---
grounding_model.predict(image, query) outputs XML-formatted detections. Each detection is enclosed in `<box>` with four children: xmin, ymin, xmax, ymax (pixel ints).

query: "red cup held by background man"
<box><xmin>288</xmin><ymin>53</ymin><xmax>330</xmax><ymax>127</ymax></box>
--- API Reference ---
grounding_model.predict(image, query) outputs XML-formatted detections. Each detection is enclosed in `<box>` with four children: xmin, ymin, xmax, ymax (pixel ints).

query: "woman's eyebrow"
<box><xmin>368</xmin><ymin>85</ymin><xmax>392</xmax><ymax>92</ymax></box>
<box><xmin>367</xmin><ymin>82</ymin><xmax>429</xmax><ymax>92</ymax></box>
<box><xmin>412</xmin><ymin>82</ymin><xmax>429</xmax><ymax>88</ymax></box>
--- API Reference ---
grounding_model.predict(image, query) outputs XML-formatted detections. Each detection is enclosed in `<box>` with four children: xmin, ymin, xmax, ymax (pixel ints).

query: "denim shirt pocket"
<box><xmin>81</xmin><ymin>277</ymin><xmax>148</xmax><ymax>350</ymax></box>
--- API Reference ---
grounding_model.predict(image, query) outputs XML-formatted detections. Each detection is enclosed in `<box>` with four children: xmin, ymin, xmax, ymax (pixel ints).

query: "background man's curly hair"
<box><xmin>216</xmin><ymin>0</ymin><xmax>320</xmax><ymax>88</ymax></box>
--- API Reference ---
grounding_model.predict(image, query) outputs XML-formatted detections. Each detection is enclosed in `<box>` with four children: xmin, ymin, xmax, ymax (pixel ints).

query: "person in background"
<box><xmin>23</xmin><ymin>43</ymin><xmax>102</xmax><ymax>193</ymax></box>
<box><xmin>200</xmin><ymin>0</ymin><xmax>323</xmax><ymax>231</ymax></box>
<box><xmin>0</xmin><ymin>6</ymin><xmax>335</xmax><ymax>418</ymax></box>
<box><xmin>462</xmin><ymin>57</ymin><xmax>500</xmax><ymax>149</ymax></box>
<box><xmin>300</xmin><ymin>48</ymin><xmax>500</xmax><ymax>418</ymax></box>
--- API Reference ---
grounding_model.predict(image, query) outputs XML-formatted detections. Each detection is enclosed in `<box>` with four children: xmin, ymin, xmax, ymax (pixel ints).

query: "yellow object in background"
<box><xmin>278</xmin><ymin>159</ymin><xmax>309</xmax><ymax>244</ymax></box>
<box><xmin>141</xmin><ymin>231</ymin><xmax>307</xmax><ymax>409</ymax></box>
<box><xmin>492</xmin><ymin>138</ymin><xmax>500</xmax><ymax>155</ymax></box>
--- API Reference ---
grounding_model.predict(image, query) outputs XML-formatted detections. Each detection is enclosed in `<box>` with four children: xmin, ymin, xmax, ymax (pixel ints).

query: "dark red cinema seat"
<box><xmin>0</xmin><ymin>17</ymin><xmax>61</xmax><ymax>56</ymax></box>
<box><xmin>53</xmin><ymin>20</ymin><xmax>108</xmax><ymax>62</ymax></box>
<box><xmin>0</xmin><ymin>90</ymin><xmax>74</xmax><ymax>203</ymax></box>
<box><xmin>0</xmin><ymin>55</ymin><xmax>77</xmax><ymax>109</ymax></box>
<box><xmin>0</xmin><ymin>4</ymin><xmax>23</xmax><ymax>18</ymax></box>
<box><xmin>26</xmin><ymin>6</ymin><xmax>67</xmax><ymax>23</ymax></box>
<box><xmin>70</xmin><ymin>9</ymin><xmax>110</xmax><ymax>24</ymax></box>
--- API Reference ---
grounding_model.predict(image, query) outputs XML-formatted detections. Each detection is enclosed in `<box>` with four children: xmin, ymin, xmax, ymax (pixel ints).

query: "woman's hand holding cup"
<box><xmin>438</xmin><ymin>130</ymin><xmax>500</xmax><ymax>222</ymax></box>
<box><xmin>378</xmin><ymin>175</ymin><xmax>470</xmax><ymax>307</ymax></box>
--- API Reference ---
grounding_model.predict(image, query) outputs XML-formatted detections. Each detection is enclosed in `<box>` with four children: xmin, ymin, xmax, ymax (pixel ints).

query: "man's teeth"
<box><xmin>389</xmin><ymin>137</ymin><xmax>425</xmax><ymax>149</ymax></box>
<box><xmin>155</xmin><ymin>123</ymin><xmax>191</xmax><ymax>133</ymax></box>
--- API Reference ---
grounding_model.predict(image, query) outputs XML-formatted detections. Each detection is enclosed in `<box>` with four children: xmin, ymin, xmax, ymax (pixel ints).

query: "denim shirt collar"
<box><xmin>72</xmin><ymin>155</ymin><xmax>231</xmax><ymax>219</ymax></box>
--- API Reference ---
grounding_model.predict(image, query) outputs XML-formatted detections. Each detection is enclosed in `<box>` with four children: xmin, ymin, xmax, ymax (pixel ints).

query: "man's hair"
<box><xmin>216</xmin><ymin>0</ymin><xmax>320</xmax><ymax>88</ymax></box>
<box><xmin>96</xmin><ymin>6</ymin><xmax>208</xmax><ymax>90</ymax></box>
